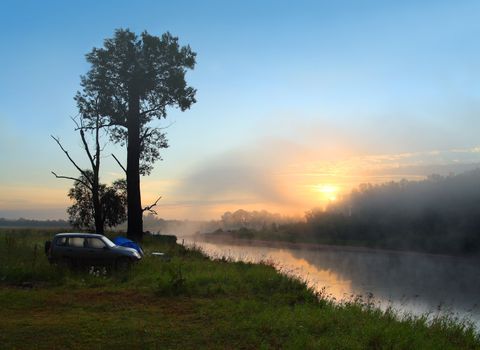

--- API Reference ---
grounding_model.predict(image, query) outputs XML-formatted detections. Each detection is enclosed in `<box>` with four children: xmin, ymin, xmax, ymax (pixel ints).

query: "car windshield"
<box><xmin>102</xmin><ymin>237</ymin><xmax>116</xmax><ymax>248</ymax></box>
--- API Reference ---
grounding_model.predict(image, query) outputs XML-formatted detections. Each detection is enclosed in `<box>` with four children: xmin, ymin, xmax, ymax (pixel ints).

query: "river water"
<box><xmin>181</xmin><ymin>236</ymin><xmax>480</xmax><ymax>328</ymax></box>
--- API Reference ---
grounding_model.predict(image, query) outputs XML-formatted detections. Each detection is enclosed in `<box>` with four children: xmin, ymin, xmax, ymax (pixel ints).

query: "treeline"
<box><xmin>311</xmin><ymin>169</ymin><xmax>480</xmax><ymax>254</ymax></box>
<box><xmin>205</xmin><ymin>169</ymin><xmax>480</xmax><ymax>255</ymax></box>
<box><xmin>0</xmin><ymin>218</ymin><xmax>70</xmax><ymax>228</ymax></box>
<box><xmin>220</xmin><ymin>210</ymin><xmax>298</xmax><ymax>230</ymax></box>
<box><xmin>0</xmin><ymin>215</ymin><xmax>210</xmax><ymax>235</ymax></box>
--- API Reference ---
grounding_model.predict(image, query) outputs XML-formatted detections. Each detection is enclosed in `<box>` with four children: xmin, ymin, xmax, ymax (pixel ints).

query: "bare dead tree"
<box><xmin>51</xmin><ymin>110</ymin><xmax>106</xmax><ymax>234</ymax></box>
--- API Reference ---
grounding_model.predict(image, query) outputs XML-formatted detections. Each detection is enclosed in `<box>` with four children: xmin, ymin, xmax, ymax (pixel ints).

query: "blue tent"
<box><xmin>113</xmin><ymin>237</ymin><xmax>144</xmax><ymax>256</ymax></box>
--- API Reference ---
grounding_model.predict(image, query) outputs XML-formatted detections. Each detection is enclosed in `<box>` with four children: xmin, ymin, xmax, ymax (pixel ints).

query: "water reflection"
<box><xmin>186</xmin><ymin>237</ymin><xmax>480</xmax><ymax>327</ymax></box>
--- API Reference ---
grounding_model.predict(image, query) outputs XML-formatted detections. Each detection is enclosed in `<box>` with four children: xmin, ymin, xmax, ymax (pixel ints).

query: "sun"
<box><xmin>313</xmin><ymin>184</ymin><xmax>339</xmax><ymax>201</ymax></box>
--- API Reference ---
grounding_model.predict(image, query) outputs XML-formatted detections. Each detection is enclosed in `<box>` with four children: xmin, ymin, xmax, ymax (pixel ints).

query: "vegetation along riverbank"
<box><xmin>1</xmin><ymin>228</ymin><xmax>479</xmax><ymax>349</ymax></box>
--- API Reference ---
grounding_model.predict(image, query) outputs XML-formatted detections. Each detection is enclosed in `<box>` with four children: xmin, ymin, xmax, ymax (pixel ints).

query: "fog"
<box><xmin>178</xmin><ymin>149</ymin><xmax>291</xmax><ymax>205</ymax></box>
<box><xmin>187</xmin><ymin>168</ymin><xmax>480</xmax><ymax>256</ymax></box>
<box><xmin>157</xmin><ymin>131</ymin><xmax>480</xmax><ymax>220</ymax></box>
<box><xmin>320</xmin><ymin>169</ymin><xmax>480</xmax><ymax>254</ymax></box>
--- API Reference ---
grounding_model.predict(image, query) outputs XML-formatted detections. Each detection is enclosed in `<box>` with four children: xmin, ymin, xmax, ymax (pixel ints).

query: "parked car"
<box><xmin>45</xmin><ymin>233</ymin><xmax>142</xmax><ymax>269</ymax></box>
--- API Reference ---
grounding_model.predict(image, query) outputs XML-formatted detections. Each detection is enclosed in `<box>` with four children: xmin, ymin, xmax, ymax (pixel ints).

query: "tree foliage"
<box><xmin>67</xmin><ymin>171</ymin><xmax>127</xmax><ymax>230</ymax></box>
<box><xmin>75</xmin><ymin>29</ymin><xmax>196</xmax><ymax>174</ymax></box>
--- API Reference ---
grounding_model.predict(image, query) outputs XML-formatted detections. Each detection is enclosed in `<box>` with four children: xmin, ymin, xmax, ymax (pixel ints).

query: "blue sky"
<box><xmin>1</xmin><ymin>0</ymin><xmax>480</xmax><ymax>219</ymax></box>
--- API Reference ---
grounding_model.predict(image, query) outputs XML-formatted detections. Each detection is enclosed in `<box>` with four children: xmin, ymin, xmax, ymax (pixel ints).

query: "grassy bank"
<box><xmin>1</xmin><ymin>229</ymin><xmax>479</xmax><ymax>349</ymax></box>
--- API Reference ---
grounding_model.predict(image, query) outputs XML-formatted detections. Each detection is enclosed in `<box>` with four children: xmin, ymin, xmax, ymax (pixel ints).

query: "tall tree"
<box><xmin>76</xmin><ymin>29</ymin><xmax>196</xmax><ymax>241</ymax></box>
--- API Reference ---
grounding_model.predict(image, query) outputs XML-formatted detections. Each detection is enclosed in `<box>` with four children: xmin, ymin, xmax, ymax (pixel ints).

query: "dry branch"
<box><xmin>51</xmin><ymin>171</ymin><xmax>92</xmax><ymax>189</ymax></box>
<box><xmin>111</xmin><ymin>153</ymin><xmax>127</xmax><ymax>174</ymax></box>
<box><xmin>143</xmin><ymin>196</ymin><xmax>162</xmax><ymax>214</ymax></box>
<box><xmin>51</xmin><ymin>135</ymin><xmax>92</xmax><ymax>186</ymax></box>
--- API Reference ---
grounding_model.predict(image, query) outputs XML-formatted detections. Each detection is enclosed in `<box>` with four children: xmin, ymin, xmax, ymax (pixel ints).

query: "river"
<box><xmin>181</xmin><ymin>235</ymin><xmax>480</xmax><ymax>328</ymax></box>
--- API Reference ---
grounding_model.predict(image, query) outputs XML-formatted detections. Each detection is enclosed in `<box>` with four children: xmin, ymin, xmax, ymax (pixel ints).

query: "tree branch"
<box><xmin>140</xmin><ymin>127</ymin><xmax>152</xmax><ymax>142</ymax></box>
<box><xmin>51</xmin><ymin>171</ymin><xmax>92</xmax><ymax>190</ymax></box>
<box><xmin>74</xmin><ymin>121</ymin><xmax>121</xmax><ymax>131</ymax></box>
<box><xmin>80</xmin><ymin>129</ymin><xmax>96</xmax><ymax>170</ymax></box>
<box><xmin>70</xmin><ymin>116</ymin><xmax>95</xmax><ymax>170</ymax></box>
<box><xmin>70</xmin><ymin>115</ymin><xmax>82</xmax><ymax>129</ymax></box>
<box><xmin>111</xmin><ymin>153</ymin><xmax>127</xmax><ymax>174</ymax></box>
<box><xmin>139</xmin><ymin>122</ymin><xmax>175</xmax><ymax>142</ymax></box>
<box><xmin>51</xmin><ymin>135</ymin><xmax>92</xmax><ymax>186</ymax></box>
<box><xmin>140</xmin><ymin>105</ymin><xmax>163</xmax><ymax>116</ymax></box>
<box><xmin>142</xmin><ymin>196</ymin><xmax>162</xmax><ymax>214</ymax></box>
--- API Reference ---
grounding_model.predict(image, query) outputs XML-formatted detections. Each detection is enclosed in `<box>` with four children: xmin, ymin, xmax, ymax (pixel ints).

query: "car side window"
<box><xmin>55</xmin><ymin>237</ymin><xmax>67</xmax><ymax>246</ymax></box>
<box><xmin>69</xmin><ymin>237</ymin><xmax>86</xmax><ymax>248</ymax></box>
<box><xmin>87</xmin><ymin>238</ymin><xmax>106</xmax><ymax>249</ymax></box>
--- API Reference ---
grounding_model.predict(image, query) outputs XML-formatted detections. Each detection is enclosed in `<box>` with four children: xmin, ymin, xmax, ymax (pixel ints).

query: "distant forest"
<box><xmin>0</xmin><ymin>218</ymin><xmax>70</xmax><ymax>228</ymax></box>
<box><xmin>0</xmin><ymin>215</ymin><xmax>215</xmax><ymax>237</ymax></box>
<box><xmin>205</xmin><ymin>169</ymin><xmax>480</xmax><ymax>255</ymax></box>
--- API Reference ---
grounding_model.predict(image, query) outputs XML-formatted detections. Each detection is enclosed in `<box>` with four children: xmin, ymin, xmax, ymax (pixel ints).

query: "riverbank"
<box><xmin>1</xmin><ymin>229</ymin><xmax>479</xmax><ymax>349</ymax></box>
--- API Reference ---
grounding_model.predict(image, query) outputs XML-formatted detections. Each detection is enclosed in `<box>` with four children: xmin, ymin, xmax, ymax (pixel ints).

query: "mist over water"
<box><xmin>183</xmin><ymin>236</ymin><xmax>480</xmax><ymax>328</ymax></box>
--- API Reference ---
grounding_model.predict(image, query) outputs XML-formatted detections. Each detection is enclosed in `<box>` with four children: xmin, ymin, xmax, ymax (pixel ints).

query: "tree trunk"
<box><xmin>92</xmin><ymin>116</ymin><xmax>103</xmax><ymax>235</ymax></box>
<box><xmin>92</xmin><ymin>185</ymin><xmax>104</xmax><ymax>235</ymax></box>
<box><xmin>126</xmin><ymin>93</ymin><xmax>143</xmax><ymax>241</ymax></box>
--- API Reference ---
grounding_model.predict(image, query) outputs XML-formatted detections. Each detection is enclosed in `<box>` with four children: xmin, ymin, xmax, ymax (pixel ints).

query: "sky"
<box><xmin>1</xmin><ymin>0</ymin><xmax>480</xmax><ymax>220</ymax></box>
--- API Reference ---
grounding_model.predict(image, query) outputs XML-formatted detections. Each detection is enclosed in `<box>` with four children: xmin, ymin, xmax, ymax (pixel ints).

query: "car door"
<box><xmin>85</xmin><ymin>237</ymin><xmax>108</xmax><ymax>265</ymax></box>
<box><xmin>52</xmin><ymin>236</ymin><xmax>69</xmax><ymax>260</ymax></box>
<box><xmin>67</xmin><ymin>236</ymin><xmax>88</xmax><ymax>263</ymax></box>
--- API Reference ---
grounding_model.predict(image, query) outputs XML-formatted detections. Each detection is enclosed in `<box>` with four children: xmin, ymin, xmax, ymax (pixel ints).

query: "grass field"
<box><xmin>1</xmin><ymin>228</ymin><xmax>479</xmax><ymax>349</ymax></box>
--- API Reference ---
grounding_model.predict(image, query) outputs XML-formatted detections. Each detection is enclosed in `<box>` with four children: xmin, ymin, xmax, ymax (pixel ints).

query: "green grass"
<box><xmin>0</xmin><ymin>228</ymin><xmax>479</xmax><ymax>349</ymax></box>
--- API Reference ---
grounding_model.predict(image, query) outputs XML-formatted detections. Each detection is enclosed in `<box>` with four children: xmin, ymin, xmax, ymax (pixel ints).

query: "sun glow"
<box><xmin>313</xmin><ymin>184</ymin><xmax>340</xmax><ymax>201</ymax></box>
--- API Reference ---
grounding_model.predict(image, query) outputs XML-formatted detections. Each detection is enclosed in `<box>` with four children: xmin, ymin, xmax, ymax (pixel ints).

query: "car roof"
<box><xmin>54</xmin><ymin>233</ymin><xmax>105</xmax><ymax>238</ymax></box>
